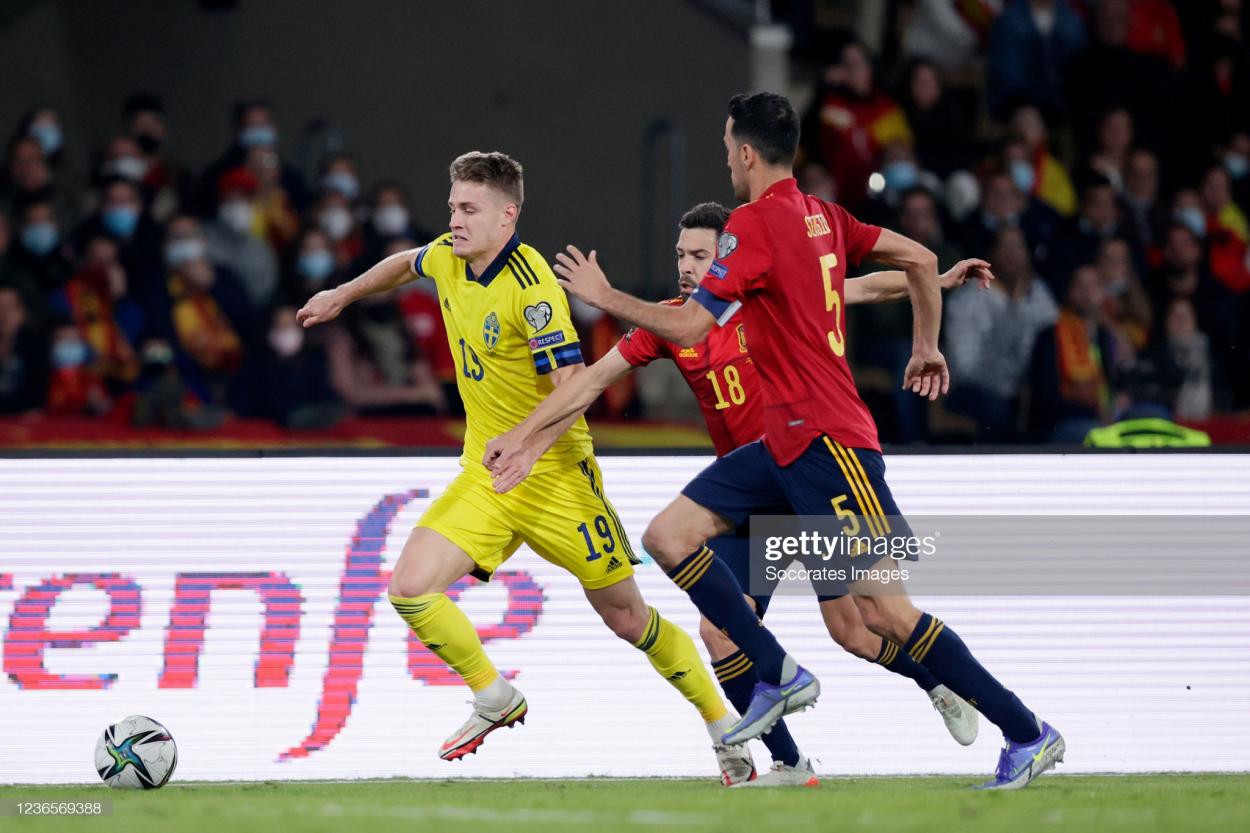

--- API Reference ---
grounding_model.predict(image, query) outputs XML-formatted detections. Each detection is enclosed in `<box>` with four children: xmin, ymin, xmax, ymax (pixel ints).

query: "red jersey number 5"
<box><xmin>820</xmin><ymin>253</ymin><xmax>845</xmax><ymax>357</ymax></box>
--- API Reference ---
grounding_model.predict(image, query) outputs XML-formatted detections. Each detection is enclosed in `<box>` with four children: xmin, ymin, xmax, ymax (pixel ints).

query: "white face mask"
<box><xmin>219</xmin><ymin>200</ymin><xmax>254</xmax><ymax>235</ymax></box>
<box><xmin>268</xmin><ymin>327</ymin><xmax>304</xmax><ymax>358</ymax></box>
<box><xmin>109</xmin><ymin>156</ymin><xmax>149</xmax><ymax>182</ymax></box>
<box><xmin>373</xmin><ymin>204</ymin><xmax>409</xmax><ymax>237</ymax></box>
<box><xmin>319</xmin><ymin>206</ymin><xmax>353</xmax><ymax>241</ymax></box>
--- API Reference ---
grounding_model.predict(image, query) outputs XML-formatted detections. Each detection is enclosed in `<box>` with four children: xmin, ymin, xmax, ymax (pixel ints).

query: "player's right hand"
<box><xmin>902</xmin><ymin>351</ymin><xmax>950</xmax><ymax>401</ymax></box>
<box><xmin>296</xmin><ymin>289</ymin><xmax>345</xmax><ymax>328</ymax></box>
<box><xmin>483</xmin><ymin>431</ymin><xmax>538</xmax><ymax>494</ymax></box>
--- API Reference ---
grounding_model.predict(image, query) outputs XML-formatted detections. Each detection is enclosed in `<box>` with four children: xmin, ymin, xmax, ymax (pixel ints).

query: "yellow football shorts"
<box><xmin>417</xmin><ymin>455</ymin><xmax>641</xmax><ymax>590</ymax></box>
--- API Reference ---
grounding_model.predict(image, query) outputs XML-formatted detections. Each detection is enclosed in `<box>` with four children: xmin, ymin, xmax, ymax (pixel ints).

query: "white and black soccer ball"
<box><xmin>94</xmin><ymin>715</ymin><xmax>178</xmax><ymax>789</ymax></box>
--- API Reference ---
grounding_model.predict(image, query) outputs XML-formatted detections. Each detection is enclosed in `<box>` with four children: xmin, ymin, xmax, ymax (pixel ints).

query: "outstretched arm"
<box><xmin>484</xmin><ymin>347</ymin><xmax>635</xmax><ymax>492</ymax></box>
<box><xmin>553</xmin><ymin>247</ymin><xmax>716</xmax><ymax>346</ymax></box>
<box><xmin>845</xmin><ymin>258</ymin><xmax>996</xmax><ymax>304</ymax></box>
<box><xmin>865</xmin><ymin>229</ymin><xmax>947</xmax><ymax>399</ymax></box>
<box><xmin>296</xmin><ymin>247</ymin><xmax>419</xmax><ymax>327</ymax></box>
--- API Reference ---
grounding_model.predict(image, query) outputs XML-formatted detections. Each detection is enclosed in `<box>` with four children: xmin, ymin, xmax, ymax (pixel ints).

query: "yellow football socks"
<box><xmin>389</xmin><ymin>592</ymin><xmax>500</xmax><ymax>691</ymax></box>
<box><xmin>633</xmin><ymin>606</ymin><xmax>729</xmax><ymax>723</ymax></box>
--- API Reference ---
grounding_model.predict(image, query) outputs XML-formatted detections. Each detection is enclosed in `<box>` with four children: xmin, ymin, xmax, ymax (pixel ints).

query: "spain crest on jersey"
<box><xmin>737</xmin><ymin>323</ymin><xmax>748</xmax><ymax>353</ymax></box>
<box><xmin>483</xmin><ymin>311</ymin><xmax>501</xmax><ymax>352</ymax></box>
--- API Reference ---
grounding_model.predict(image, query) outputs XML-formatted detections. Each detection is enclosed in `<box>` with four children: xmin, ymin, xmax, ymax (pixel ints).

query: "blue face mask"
<box><xmin>239</xmin><ymin>125</ymin><xmax>277</xmax><ymax>149</ymax></box>
<box><xmin>52</xmin><ymin>339</ymin><xmax>90</xmax><ymax>369</ymax></box>
<box><xmin>321</xmin><ymin>171</ymin><xmax>360</xmax><ymax>201</ymax></box>
<box><xmin>165</xmin><ymin>237</ymin><xmax>207</xmax><ymax>267</ymax></box>
<box><xmin>882</xmin><ymin>160</ymin><xmax>919</xmax><ymax>193</ymax></box>
<box><xmin>29</xmin><ymin>122</ymin><xmax>62</xmax><ymax>156</ymax></box>
<box><xmin>1225</xmin><ymin>154</ymin><xmax>1249</xmax><ymax>180</ymax></box>
<box><xmin>297</xmin><ymin>249</ymin><xmax>335</xmax><ymax>284</ymax></box>
<box><xmin>20</xmin><ymin>222</ymin><xmax>59</xmax><ymax>257</ymax></box>
<box><xmin>1174</xmin><ymin>206</ymin><xmax>1207</xmax><ymax>238</ymax></box>
<box><xmin>102</xmin><ymin>205</ymin><xmax>140</xmax><ymax>239</ymax></box>
<box><xmin>1010</xmin><ymin>159</ymin><xmax>1036</xmax><ymax>194</ymax></box>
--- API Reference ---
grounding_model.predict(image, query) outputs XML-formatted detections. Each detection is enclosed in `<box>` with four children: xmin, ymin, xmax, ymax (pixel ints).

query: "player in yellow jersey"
<box><xmin>297</xmin><ymin>151</ymin><xmax>755</xmax><ymax>783</ymax></box>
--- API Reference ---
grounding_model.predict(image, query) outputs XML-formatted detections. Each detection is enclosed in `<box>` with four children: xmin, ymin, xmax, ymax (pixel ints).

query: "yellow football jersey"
<box><xmin>411</xmin><ymin>232</ymin><xmax>593</xmax><ymax>474</ymax></box>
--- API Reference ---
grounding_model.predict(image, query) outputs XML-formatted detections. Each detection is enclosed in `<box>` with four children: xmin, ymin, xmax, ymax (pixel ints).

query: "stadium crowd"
<box><xmin>0</xmin><ymin>0</ymin><xmax>1246</xmax><ymax>444</ymax></box>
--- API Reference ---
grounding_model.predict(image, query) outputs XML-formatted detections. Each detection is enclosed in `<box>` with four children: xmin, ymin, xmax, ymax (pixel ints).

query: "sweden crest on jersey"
<box><xmin>483</xmin><ymin>311</ymin><xmax>501</xmax><ymax>352</ymax></box>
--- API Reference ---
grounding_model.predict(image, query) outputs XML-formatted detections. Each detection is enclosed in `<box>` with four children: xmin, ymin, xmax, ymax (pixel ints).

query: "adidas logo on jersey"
<box><xmin>605</xmin><ymin>555</ymin><xmax>623</xmax><ymax>573</ymax></box>
<box><xmin>678</xmin><ymin>347</ymin><xmax>699</xmax><ymax>358</ymax></box>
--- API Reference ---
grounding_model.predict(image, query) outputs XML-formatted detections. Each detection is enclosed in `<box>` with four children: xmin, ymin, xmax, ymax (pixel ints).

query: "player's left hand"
<box><xmin>483</xmin><ymin>431</ymin><xmax>539</xmax><ymax>493</ymax></box>
<box><xmin>553</xmin><ymin>246</ymin><xmax>610</xmax><ymax>307</ymax></box>
<box><xmin>902</xmin><ymin>351</ymin><xmax>949</xmax><ymax>401</ymax></box>
<box><xmin>940</xmin><ymin>259</ymin><xmax>995</xmax><ymax>291</ymax></box>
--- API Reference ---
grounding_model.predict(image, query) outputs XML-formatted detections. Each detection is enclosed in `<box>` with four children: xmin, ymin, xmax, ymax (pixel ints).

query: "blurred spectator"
<box><xmin>802</xmin><ymin>40</ymin><xmax>912</xmax><ymax>209</ymax></box>
<box><xmin>1199</xmin><ymin>164</ymin><xmax>1250</xmax><ymax>294</ymax></box>
<box><xmin>1122</xmin><ymin>148</ymin><xmax>1165</xmax><ymax>255</ymax></box>
<box><xmin>902</xmin><ymin>0</ymin><xmax>1002</xmax><ymax>73</ymax></box>
<box><xmin>1151</xmin><ymin>224</ymin><xmax>1241</xmax><ymax>383</ymax></box>
<box><xmin>362</xmin><ymin>180</ymin><xmax>432</xmax><ymax>263</ymax></box>
<box><xmin>246</xmin><ymin>145</ymin><xmax>301</xmax><ymax>254</ymax></box>
<box><xmin>203</xmin><ymin>167</ymin><xmax>279</xmax><ymax>309</ymax></box>
<box><xmin>239</xmin><ymin>305</ymin><xmax>341</xmax><ymax>428</ymax></box>
<box><xmin>1222</xmin><ymin>132</ymin><xmax>1250</xmax><ymax>212</ymax></box>
<box><xmin>1178</xmin><ymin>30</ymin><xmax>1250</xmax><ymax>184</ymax></box>
<box><xmin>898</xmin><ymin>187</ymin><xmax>963</xmax><ymax>267</ymax></box>
<box><xmin>863</xmin><ymin>142</ymin><xmax>942</xmax><ymax>222</ymax></box>
<box><xmin>148</xmin><ymin>215</ymin><xmax>255</xmax><ymax>407</ymax></box>
<box><xmin>1085</xmin><ymin>109</ymin><xmax>1134</xmax><ymax>193</ymax></box>
<box><xmin>386</xmin><ymin>236</ymin><xmax>458</xmax><ymax>413</ymax></box>
<box><xmin>1</xmin><ymin>137</ymin><xmax>52</xmax><ymax>212</ymax></box>
<box><xmin>0</xmin><ymin>284</ymin><xmax>49</xmax><ymax>413</ymax></box>
<box><xmin>194</xmin><ymin>100</ymin><xmax>306</xmax><ymax>217</ymax></box>
<box><xmin>49</xmin><ymin>234</ymin><xmax>142</xmax><ymax>394</ymax></box>
<box><xmin>311</xmin><ymin>190</ymin><xmax>364</xmax><ymax>269</ymax></box>
<box><xmin>123</xmin><ymin>93</ymin><xmax>187</xmax><ymax>224</ymax></box>
<box><xmin>959</xmin><ymin>170</ymin><xmax>1061</xmax><ymax>273</ymax></box>
<box><xmin>1127</xmin><ymin>0</ymin><xmax>1187</xmax><ymax>70</ymax></box>
<box><xmin>318</xmin><ymin>152</ymin><xmax>361</xmax><ymax>203</ymax></box>
<box><xmin>283</xmin><ymin>227</ymin><xmax>341</xmax><ymax>303</ymax></box>
<box><xmin>130</xmin><ymin>337</ymin><xmax>224</xmax><ymax>429</ymax></box>
<box><xmin>1052</xmin><ymin>179</ymin><xmax>1138</xmax><ymax>291</ymax></box>
<box><xmin>1009</xmin><ymin>105</ymin><xmax>1076</xmax><ymax>216</ymax></box>
<box><xmin>1065</xmin><ymin>0</ymin><xmax>1178</xmax><ymax>157</ymax></box>
<box><xmin>98</xmin><ymin>135</ymin><xmax>150</xmax><ymax>191</ymax></box>
<box><xmin>74</xmin><ymin>176</ymin><xmax>163</xmax><ymax>293</ymax></box>
<box><xmin>324</xmin><ymin>290</ymin><xmax>445</xmax><ymax>415</ymax></box>
<box><xmin>1095</xmin><ymin>237</ymin><xmax>1153</xmax><ymax>354</ymax></box>
<box><xmin>2</xmin><ymin>192</ymin><xmax>72</xmax><ymax>306</ymax></box>
<box><xmin>899</xmin><ymin>59</ymin><xmax>968</xmax><ymax>177</ymax></box>
<box><xmin>1145</xmin><ymin>297</ymin><xmax>1213</xmax><ymax>420</ymax></box>
<box><xmin>988</xmin><ymin>0</ymin><xmax>1087</xmax><ymax>119</ymax></box>
<box><xmin>944</xmin><ymin>227</ymin><xmax>1058</xmax><ymax>441</ymax></box>
<box><xmin>1029</xmin><ymin>264</ymin><xmax>1118</xmax><ymax>442</ymax></box>
<box><xmin>45</xmin><ymin>318</ymin><xmax>109</xmax><ymax>415</ymax></box>
<box><xmin>20</xmin><ymin>107</ymin><xmax>65</xmax><ymax>166</ymax></box>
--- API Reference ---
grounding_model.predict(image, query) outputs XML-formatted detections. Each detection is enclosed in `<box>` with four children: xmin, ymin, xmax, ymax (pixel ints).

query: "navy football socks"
<box><xmin>711</xmin><ymin>650</ymin><xmax>801</xmax><ymax>766</ymax></box>
<box><xmin>873</xmin><ymin>638</ymin><xmax>943</xmax><ymax>693</ymax></box>
<box><xmin>667</xmin><ymin>546</ymin><xmax>792</xmax><ymax>685</ymax></box>
<box><xmin>904</xmin><ymin>612</ymin><xmax>1039</xmax><ymax>743</ymax></box>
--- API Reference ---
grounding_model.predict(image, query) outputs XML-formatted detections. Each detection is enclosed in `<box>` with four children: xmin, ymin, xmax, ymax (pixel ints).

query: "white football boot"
<box><xmin>929</xmin><ymin>684</ymin><xmax>979</xmax><ymax>746</ymax></box>
<box><xmin>730</xmin><ymin>754</ymin><xmax>819</xmax><ymax>788</ymax></box>
<box><xmin>438</xmin><ymin>687</ymin><xmax>528</xmax><ymax>760</ymax></box>
<box><xmin>715</xmin><ymin>742</ymin><xmax>757</xmax><ymax>786</ymax></box>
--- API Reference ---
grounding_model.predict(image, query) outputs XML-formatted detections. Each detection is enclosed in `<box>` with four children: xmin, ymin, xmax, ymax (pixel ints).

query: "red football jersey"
<box><xmin>615</xmin><ymin>298</ymin><xmax>764</xmax><ymax>457</ymax></box>
<box><xmin>691</xmin><ymin>177</ymin><xmax>883</xmax><ymax>464</ymax></box>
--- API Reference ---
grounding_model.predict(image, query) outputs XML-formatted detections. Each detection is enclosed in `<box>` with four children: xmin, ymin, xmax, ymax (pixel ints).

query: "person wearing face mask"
<box><xmin>1009</xmin><ymin>107</ymin><xmax>1077</xmax><ymax>217</ymax></box>
<box><xmin>194</xmin><ymin>100</ymin><xmax>307</xmax><ymax>217</ymax></box>
<box><xmin>239</xmin><ymin>305</ymin><xmax>342</xmax><ymax>428</ymax></box>
<box><xmin>49</xmin><ymin>234</ymin><xmax>142</xmax><ymax>393</ymax></box>
<box><xmin>311</xmin><ymin>191</ymin><xmax>363</xmax><ymax>269</ymax></box>
<box><xmin>122</xmin><ymin>92</ymin><xmax>189</xmax><ymax>225</ymax></box>
<box><xmin>2</xmin><ymin>194</ymin><xmax>72</xmax><ymax>309</ymax></box>
<box><xmin>202</xmin><ymin>168</ymin><xmax>278</xmax><ymax>309</ymax></box>
<box><xmin>362</xmin><ymin>181</ymin><xmax>433</xmax><ymax>264</ymax></box>
<box><xmin>74</xmin><ymin>176</ymin><xmax>164</xmax><ymax>290</ymax></box>
<box><xmin>1222</xmin><ymin>133</ymin><xmax>1250</xmax><ymax>214</ymax></box>
<box><xmin>283</xmin><ymin>228</ymin><xmax>338</xmax><ymax>301</ymax></box>
<box><xmin>45</xmin><ymin>319</ymin><xmax>110</xmax><ymax>415</ymax></box>
<box><xmin>147</xmin><ymin>215</ymin><xmax>256</xmax><ymax>409</ymax></box>
<box><xmin>0</xmin><ymin>284</ymin><xmax>50</xmax><ymax>414</ymax></box>
<box><xmin>319</xmin><ymin>153</ymin><xmax>361</xmax><ymax>202</ymax></box>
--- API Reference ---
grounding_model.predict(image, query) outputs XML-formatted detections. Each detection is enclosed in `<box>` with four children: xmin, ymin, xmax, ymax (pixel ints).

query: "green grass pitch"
<box><xmin>3</xmin><ymin>775</ymin><xmax>1248</xmax><ymax>833</ymax></box>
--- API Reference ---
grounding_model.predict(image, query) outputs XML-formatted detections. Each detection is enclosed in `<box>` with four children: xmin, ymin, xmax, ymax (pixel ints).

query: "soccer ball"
<box><xmin>94</xmin><ymin>715</ymin><xmax>178</xmax><ymax>789</ymax></box>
